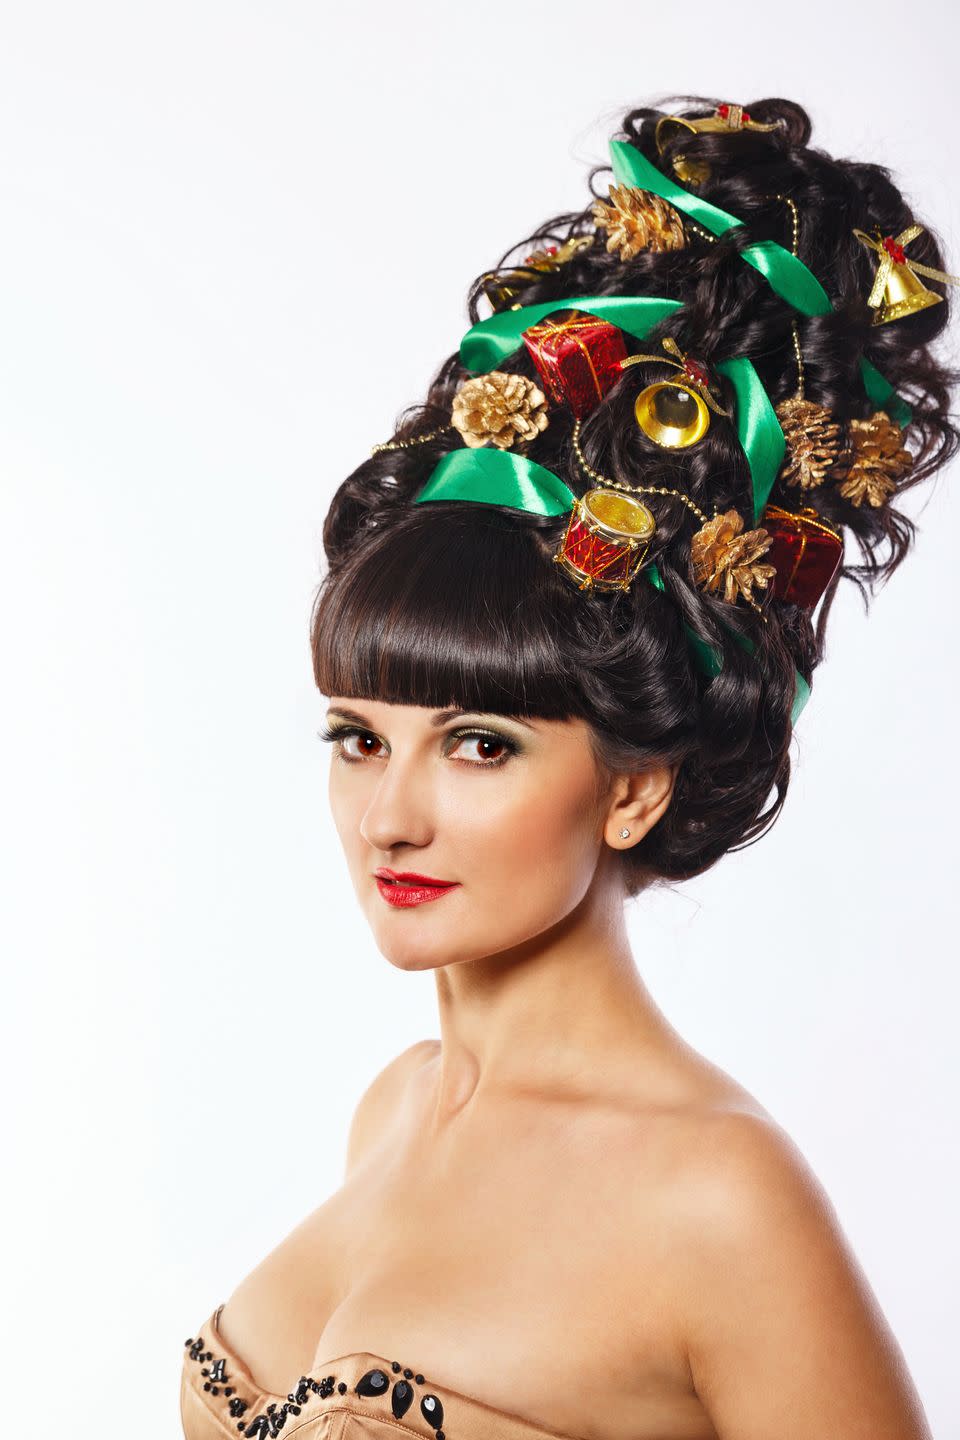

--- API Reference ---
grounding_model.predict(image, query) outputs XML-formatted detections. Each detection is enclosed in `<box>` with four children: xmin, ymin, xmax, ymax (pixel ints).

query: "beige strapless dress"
<box><xmin>181</xmin><ymin>1303</ymin><xmax>589</xmax><ymax>1440</ymax></box>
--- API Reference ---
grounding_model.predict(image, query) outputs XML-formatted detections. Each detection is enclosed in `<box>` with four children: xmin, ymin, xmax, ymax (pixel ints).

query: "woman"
<box><xmin>181</xmin><ymin>94</ymin><xmax>956</xmax><ymax>1440</ymax></box>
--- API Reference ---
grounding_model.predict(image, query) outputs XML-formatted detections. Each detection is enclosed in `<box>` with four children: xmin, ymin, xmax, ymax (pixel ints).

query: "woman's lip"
<box><xmin>373</xmin><ymin>869</ymin><xmax>457</xmax><ymax>886</ymax></box>
<box><xmin>374</xmin><ymin>876</ymin><xmax>460</xmax><ymax>908</ymax></box>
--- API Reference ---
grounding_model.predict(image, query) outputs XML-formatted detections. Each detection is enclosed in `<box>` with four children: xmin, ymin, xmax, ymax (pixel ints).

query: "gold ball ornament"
<box><xmin>635</xmin><ymin>382</ymin><xmax>711</xmax><ymax>448</ymax></box>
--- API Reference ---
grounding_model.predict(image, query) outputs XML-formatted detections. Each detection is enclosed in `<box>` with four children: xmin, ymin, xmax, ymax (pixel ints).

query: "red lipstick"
<box><xmin>373</xmin><ymin>868</ymin><xmax>460</xmax><ymax>908</ymax></box>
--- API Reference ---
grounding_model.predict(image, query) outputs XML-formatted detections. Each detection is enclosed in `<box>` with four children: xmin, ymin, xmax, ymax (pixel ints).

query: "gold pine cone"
<box><xmin>691</xmin><ymin>509</ymin><xmax>777</xmax><ymax>607</ymax></box>
<box><xmin>451</xmin><ymin>372</ymin><xmax>549</xmax><ymax>450</ymax></box>
<box><xmin>835</xmin><ymin>410</ymin><xmax>914</xmax><ymax>508</ymax></box>
<box><xmin>590</xmin><ymin>184</ymin><xmax>686</xmax><ymax>261</ymax></box>
<box><xmin>776</xmin><ymin>395</ymin><xmax>843</xmax><ymax>491</ymax></box>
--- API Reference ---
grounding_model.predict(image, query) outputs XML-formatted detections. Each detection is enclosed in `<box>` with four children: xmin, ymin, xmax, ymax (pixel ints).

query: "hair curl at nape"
<box><xmin>310</xmin><ymin>93</ymin><xmax>959</xmax><ymax>898</ymax></box>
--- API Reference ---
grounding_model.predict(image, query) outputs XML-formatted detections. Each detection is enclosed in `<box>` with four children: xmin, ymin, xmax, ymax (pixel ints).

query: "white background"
<box><xmin>1</xmin><ymin>3</ymin><xmax>957</xmax><ymax>1437</ymax></box>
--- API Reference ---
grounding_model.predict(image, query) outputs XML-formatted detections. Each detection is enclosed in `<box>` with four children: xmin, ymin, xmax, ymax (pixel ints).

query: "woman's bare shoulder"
<box><xmin>661</xmin><ymin>1103</ymin><xmax>931</xmax><ymax>1437</ymax></box>
<box><xmin>343</xmin><ymin>1038</ymin><xmax>439</xmax><ymax>1177</ymax></box>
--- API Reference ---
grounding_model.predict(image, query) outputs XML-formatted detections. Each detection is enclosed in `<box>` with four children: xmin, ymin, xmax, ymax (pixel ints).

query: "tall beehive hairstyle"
<box><xmin>310</xmin><ymin>94</ymin><xmax>959</xmax><ymax>896</ymax></box>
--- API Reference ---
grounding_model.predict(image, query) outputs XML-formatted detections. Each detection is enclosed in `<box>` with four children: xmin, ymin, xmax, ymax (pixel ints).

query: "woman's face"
<box><xmin>322</xmin><ymin>696</ymin><xmax>670</xmax><ymax>972</ymax></box>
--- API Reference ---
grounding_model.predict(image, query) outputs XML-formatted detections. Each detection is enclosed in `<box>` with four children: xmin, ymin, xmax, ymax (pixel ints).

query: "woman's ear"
<box><xmin>603</xmin><ymin>762</ymin><xmax>677</xmax><ymax>848</ymax></box>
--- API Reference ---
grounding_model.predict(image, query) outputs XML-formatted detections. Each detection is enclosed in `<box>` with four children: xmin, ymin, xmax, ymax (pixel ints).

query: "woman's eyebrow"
<box><xmin>325</xmin><ymin>705</ymin><xmax>536</xmax><ymax>731</ymax></box>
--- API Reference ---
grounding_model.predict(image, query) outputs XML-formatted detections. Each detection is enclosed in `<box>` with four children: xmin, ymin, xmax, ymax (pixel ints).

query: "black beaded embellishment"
<box><xmin>185</xmin><ymin>1328</ymin><xmax>450</xmax><ymax>1440</ymax></box>
<box><xmin>183</xmin><ymin>1333</ymin><xmax>251</xmax><ymax>1420</ymax></box>
<box><xmin>357</xmin><ymin>1366</ymin><xmax>427</xmax><ymax>1423</ymax></box>
<box><xmin>356</xmin><ymin>1363</ymin><xmax>446</xmax><ymax>1440</ymax></box>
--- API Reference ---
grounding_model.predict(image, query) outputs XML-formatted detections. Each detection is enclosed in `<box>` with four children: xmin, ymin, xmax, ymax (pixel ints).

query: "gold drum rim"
<box><xmin>581</xmin><ymin>487</ymin><xmax>656</xmax><ymax>542</ymax></box>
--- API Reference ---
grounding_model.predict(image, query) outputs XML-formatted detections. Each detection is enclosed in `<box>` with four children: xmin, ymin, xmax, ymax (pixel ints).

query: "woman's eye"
<box><xmin>317</xmin><ymin>725</ymin><xmax>516</xmax><ymax>769</ymax></box>
<box><xmin>450</xmin><ymin>733</ymin><xmax>513</xmax><ymax>766</ymax></box>
<box><xmin>340</xmin><ymin>730</ymin><xmax>383</xmax><ymax>760</ymax></box>
<box><xmin>318</xmin><ymin>725</ymin><xmax>384</xmax><ymax>761</ymax></box>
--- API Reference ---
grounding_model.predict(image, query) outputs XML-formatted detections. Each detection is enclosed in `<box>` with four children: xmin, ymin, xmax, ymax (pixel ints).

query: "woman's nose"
<box><xmin>358</xmin><ymin>750</ymin><xmax>434</xmax><ymax>852</ymax></box>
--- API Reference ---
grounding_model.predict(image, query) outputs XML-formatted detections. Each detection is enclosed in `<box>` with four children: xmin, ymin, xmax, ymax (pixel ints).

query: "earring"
<box><xmin>619</xmin><ymin>828</ymin><xmax>631</xmax><ymax>839</ymax></box>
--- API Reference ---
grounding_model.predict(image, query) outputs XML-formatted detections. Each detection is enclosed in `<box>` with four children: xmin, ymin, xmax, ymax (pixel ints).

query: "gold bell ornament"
<box><xmin>617</xmin><ymin>336</ymin><xmax>731</xmax><ymax>449</ymax></box>
<box><xmin>654</xmin><ymin>103</ymin><xmax>782</xmax><ymax>184</ymax></box>
<box><xmin>852</xmin><ymin>224</ymin><xmax>960</xmax><ymax>325</ymax></box>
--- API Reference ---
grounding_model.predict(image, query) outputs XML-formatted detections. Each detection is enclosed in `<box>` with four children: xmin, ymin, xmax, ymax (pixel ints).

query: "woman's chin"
<box><xmin>372</xmin><ymin>923</ymin><xmax>487</xmax><ymax>973</ymax></box>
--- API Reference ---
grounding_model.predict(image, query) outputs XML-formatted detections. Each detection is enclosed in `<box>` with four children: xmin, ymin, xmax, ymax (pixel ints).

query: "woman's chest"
<box><xmin>218</xmin><ymin>1111</ymin><xmax>719</xmax><ymax>1440</ymax></box>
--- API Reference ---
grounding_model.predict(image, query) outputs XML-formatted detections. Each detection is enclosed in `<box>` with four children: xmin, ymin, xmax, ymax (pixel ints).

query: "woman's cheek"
<box><xmin>484</xmin><ymin>782</ymin><xmax>603</xmax><ymax>899</ymax></box>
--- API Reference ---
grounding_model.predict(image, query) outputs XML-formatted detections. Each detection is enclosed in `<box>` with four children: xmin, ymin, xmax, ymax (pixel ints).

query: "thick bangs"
<box><xmin>310</xmin><ymin>502</ymin><xmax>593</xmax><ymax>720</ymax></box>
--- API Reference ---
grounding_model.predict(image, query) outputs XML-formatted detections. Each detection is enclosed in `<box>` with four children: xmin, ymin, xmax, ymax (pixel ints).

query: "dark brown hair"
<box><xmin>310</xmin><ymin>94</ymin><xmax>958</xmax><ymax>897</ymax></box>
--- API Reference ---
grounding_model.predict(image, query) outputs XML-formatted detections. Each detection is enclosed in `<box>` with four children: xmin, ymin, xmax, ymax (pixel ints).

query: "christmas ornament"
<box><xmin>761</xmin><ymin>504</ymin><xmax>843</xmax><ymax>609</ymax></box>
<box><xmin>618</xmin><ymin>335</ymin><xmax>730</xmax><ymax>448</ymax></box>
<box><xmin>590</xmin><ymin>184</ymin><xmax>686</xmax><ymax>261</ymax></box>
<box><xmin>690</xmin><ymin>509</ymin><xmax>777</xmax><ymax>611</ymax></box>
<box><xmin>853</xmin><ymin>225</ymin><xmax>960</xmax><ymax>325</ymax></box>
<box><xmin>776</xmin><ymin>394</ymin><xmax>843</xmax><ymax>491</ymax></box>
<box><xmin>773</xmin><ymin>301</ymin><xmax>843</xmax><ymax>492</ymax></box>
<box><xmin>450</xmin><ymin>371</ymin><xmax>549</xmax><ymax>450</ymax></box>
<box><xmin>553</xmin><ymin>487</ymin><xmax>657</xmax><ymax>591</ymax></box>
<box><xmin>521</xmin><ymin>309</ymin><xmax>628</xmax><ymax>419</ymax></box>
<box><xmin>836</xmin><ymin>410</ymin><xmax>914</xmax><ymax>507</ymax></box>
<box><xmin>481</xmin><ymin>234</ymin><xmax>594</xmax><ymax>311</ymax></box>
<box><xmin>654</xmin><ymin>103</ymin><xmax>782</xmax><ymax>185</ymax></box>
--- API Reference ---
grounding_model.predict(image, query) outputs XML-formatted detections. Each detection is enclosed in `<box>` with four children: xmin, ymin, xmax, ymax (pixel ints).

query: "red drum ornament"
<box><xmin>553</xmin><ymin>487</ymin><xmax>656</xmax><ymax>591</ymax></box>
<box><xmin>761</xmin><ymin>504</ymin><xmax>843</xmax><ymax>609</ymax></box>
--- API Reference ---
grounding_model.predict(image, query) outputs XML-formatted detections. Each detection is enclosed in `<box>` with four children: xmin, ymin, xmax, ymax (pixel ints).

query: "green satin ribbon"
<box><xmin>459</xmin><ymin>297</ymin><xmax>782</xmax><ymax>525</ymax></box>
<box><xmin>608</xmin><ymin>139</ymin><xmax>912</xmax><ymax>428</ymax></box>
<box><xmin>413</xmin><ymin>447</ymin><xmax>810</xmax><ymax>724</ymax></box>
<box><xmin>460</xmin><ymin>296</ymin><xmax>681</xmax><ymax>372</ymax></box>
<box><xmin>413</xmin><ymin>445</ymin><xmax>577</xmax><ymax>515</ymax></box>
<box><xmin>714</xmin><ymin>356</ymin><xmax>783</xmax><ymax>521</ymax></box>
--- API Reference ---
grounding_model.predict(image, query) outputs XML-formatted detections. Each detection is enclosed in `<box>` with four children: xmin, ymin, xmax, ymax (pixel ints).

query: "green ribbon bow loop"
<box><xmin>412</xmin><ymin>447</ymin><xmax>810</xmax><ymax>725</ymax></box>
<box><xmin>608</xmin><ymin>139</ymin><xmax>912</xmax><ymax>429</ymax></box>
<box><xmin>460</xmin><ymin>297</ymin><xmax>783</xmax><ymax>526</ymax></box>
<box><xmin>413</xmin><ymin>446</ymin><xmax>577</xmax><ymax>515</ymax></box>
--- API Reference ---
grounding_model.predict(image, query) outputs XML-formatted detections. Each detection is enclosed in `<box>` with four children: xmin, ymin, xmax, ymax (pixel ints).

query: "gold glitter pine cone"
<box><xmin>451</xmin><ymin>371</ymin><xmax>549</xmax><ymax>450</ymax></box>
<box><xmin>590</xmin><ymin>184</ymin><xmax>687</xmax><ymax>262</ymax></box>
<box><xmin>775</xmin><ymin>395</ymin><xmax>843</xmax><ymax>491</ymax></box>
<box><xmin>835</xmin><ymin>410</ymin><xmax>914</xmax><ymax>508</ymax></box>
<box><xmin>691</xmin><ymin>509</ymin><xmax>777</xmax><ymax>606</ymax></box>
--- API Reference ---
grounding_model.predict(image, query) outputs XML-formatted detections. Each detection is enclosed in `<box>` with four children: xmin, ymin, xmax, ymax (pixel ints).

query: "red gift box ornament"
<box><xmin>761</xmin><ymin>504</ymin><xmax>843</xmax><ymax>609</ymax></box>
<box><xmin>521</xmin><ymin>309</ymin><xmax>628</xmax><ymax>419</ymax></box>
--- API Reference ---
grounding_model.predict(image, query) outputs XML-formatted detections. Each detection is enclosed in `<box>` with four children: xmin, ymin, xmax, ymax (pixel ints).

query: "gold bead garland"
<box><xmin>571</xmin><ymin>417</ymin><xmax>711</xmax><ymax>524</ymax></box>
<box><xmin>371</xmin><ymin>426</ymin><xmax>456</xmax><ymax>455</ymax></box>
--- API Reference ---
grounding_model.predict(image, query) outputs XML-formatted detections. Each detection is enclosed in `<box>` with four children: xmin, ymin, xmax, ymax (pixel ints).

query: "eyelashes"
<box><xmin>317</xmin><ymin>723</ymin><xmax>519</xmax><ymax>770</ymax></box>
